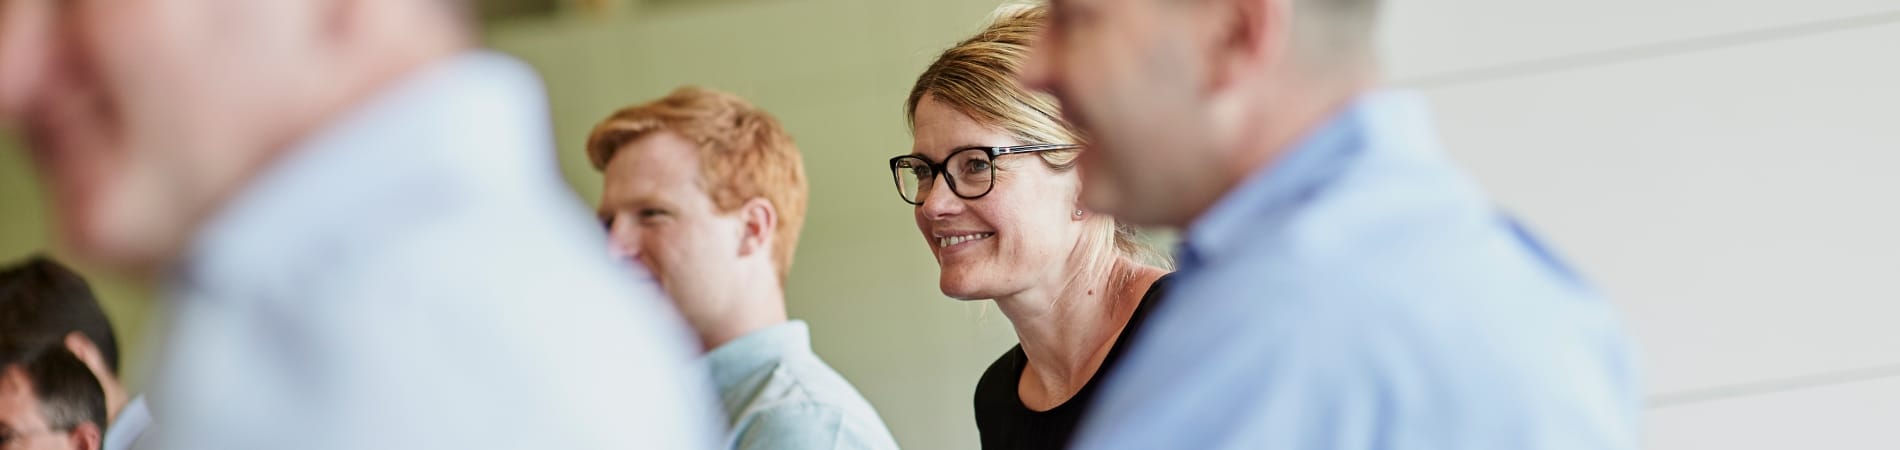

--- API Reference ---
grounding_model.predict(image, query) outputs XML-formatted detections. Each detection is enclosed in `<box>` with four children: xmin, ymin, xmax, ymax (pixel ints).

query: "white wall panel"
<box><xmin>1382</xmin><ymin>0</ymin><xmax>1900</xmax><ymax>79</ymax></box>
<box><xmin>1648</xmin><ymin>376</ymin><xmax>1900</xmax><ymax>449</ymax></box>
<box><xmin>1423</xmin><ymin>23</ymin><xmax>1900</xmax><ymax>396</ymax></box>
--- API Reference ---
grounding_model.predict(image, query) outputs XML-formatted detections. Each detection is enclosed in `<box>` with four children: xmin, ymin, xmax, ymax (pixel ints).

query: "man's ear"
<box><xmin>67</xmin><ymin>421</ymin><xmax>101</xmax><ymax>450</ymax></box>
<box><xmin>1204</xmin><ymin>0</ymin><xmax>1293</xmax><ymax>92</ymax></box>
<box><xmin>736</xmin><ymin>198</ymin><xmax>778</xmax><ymax>259</ymax></box>
<box><xmin>62</xmin><ymin>333</ymin><xmax>111</xmax><ymax>381</ymax></box>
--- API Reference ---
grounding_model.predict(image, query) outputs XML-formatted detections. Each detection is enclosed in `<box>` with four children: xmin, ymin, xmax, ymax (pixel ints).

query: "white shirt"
<box><xmin>148</xmin><ymin>52</ymin><xmax>723</xmax><ymax>450</ymax></box>
<box><xmin>102</xmin><ymin>395</ymin><xmax>151</xmax><ymax>450</ymax></box>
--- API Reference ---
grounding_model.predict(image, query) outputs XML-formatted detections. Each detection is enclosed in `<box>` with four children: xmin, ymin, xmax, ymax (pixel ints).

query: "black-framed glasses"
<box><xmin>888</xmin><ymin>144</ymin><xmax>1079</xmax><ymax>206</ymax></box>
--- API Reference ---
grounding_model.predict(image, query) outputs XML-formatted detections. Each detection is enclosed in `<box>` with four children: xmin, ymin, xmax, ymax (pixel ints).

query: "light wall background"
<box><xmin>1</xmin><ymin>1</ymin><xmax>1897</xmax><ymax>449</ymax></box>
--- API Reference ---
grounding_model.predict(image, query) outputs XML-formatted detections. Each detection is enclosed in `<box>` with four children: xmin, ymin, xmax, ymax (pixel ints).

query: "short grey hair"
<box><xmin>6</xmin><ymin>349</ymin><xmax>106</xmax><ymax>433</ymax></box>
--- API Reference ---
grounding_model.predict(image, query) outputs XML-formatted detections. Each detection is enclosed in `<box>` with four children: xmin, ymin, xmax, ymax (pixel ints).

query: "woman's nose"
<box><xmin>917</xmin><ymin>175</ymin><xmax>964</xmax><ymax>219</ymax></box>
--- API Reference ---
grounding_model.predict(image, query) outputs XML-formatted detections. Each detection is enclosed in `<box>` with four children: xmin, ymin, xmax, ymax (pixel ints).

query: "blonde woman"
<box><xmin>890</xmin><ymin>5</ymin><xmax>1170</xmax><ymax>449</ymax></box>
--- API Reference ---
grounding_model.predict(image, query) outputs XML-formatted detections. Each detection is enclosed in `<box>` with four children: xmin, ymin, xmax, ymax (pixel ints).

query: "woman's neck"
<box><xmin>993</xmin><ymin>257</ymin><xmax>1164</xmax><ymax>409</ymax></box>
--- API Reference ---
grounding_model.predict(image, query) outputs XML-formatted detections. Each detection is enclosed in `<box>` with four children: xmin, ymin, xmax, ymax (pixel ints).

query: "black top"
<box><xmin>973</xmin><ymin>274</ymin><xmax>1173</xmax><ymax>450</ymax></box>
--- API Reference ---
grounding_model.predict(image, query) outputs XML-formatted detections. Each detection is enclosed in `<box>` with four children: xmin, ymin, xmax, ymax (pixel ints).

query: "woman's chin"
<box><xmin>937</xmin><ymin>274</ymin><xmax>996</xmax><ymax>301</ymax></box>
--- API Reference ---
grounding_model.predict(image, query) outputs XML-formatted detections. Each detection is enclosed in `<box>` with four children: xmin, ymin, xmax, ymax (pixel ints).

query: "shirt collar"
<box><xmin>103</xmin><ymin>394</ymin><xmax>152</xmax><ymax>450</ymax></box>
<box><xmin>1179</xmin><ymin>90</ymin><xmax>1431</xmax><ymax>271</ymax></box>
<box><xmin>705</xmin><ymin>320</ymin><xmax>814</xmax><ymax>396</ymax></box>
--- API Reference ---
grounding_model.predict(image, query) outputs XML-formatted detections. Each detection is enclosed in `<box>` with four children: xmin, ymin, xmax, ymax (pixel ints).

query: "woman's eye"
<box><xmin>638</xmin><ymin>209</ymin><xmax>669</xmax><ymax>220</ymax></box>
<box><xmin>965</xmin><ymin>160</ymin><xmax>992</xmax><ymax>174</ymax></box>
<box><xmin>600</xmin><ymin>216</ymin><xmax>615</xmax><ymax>230</ymax></box>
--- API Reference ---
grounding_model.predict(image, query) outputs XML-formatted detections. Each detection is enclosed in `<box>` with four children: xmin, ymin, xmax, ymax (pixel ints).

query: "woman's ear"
<box><xmin>737</xmin><ymin>198</ymin><xmax>779</xmax><ymax>258</ymax></box>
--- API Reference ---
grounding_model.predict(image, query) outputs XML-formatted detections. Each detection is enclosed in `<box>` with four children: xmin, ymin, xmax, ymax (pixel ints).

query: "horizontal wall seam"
<box><xmin>1401</xmin><ymin>9</ymin><xmax>1900</xmax><ymax>89</ymax></box>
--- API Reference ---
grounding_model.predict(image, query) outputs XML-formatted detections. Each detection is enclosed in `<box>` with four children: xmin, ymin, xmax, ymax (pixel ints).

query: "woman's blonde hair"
<box><xmin>906</xmin><ymin>3</ymin><xmax>1167</xmax><ymax>271</ymax></box>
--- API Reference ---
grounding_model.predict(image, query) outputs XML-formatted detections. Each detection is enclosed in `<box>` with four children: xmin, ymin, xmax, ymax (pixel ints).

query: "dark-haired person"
<box><xmin>0</xmin><ymin>257</ymin><xmax>147</xmax><ymax>450</ymax></box>
<box><xmin>0</xmin><ymin>349</ymin><xmax>106</xmax><ymax>450</ymax></box>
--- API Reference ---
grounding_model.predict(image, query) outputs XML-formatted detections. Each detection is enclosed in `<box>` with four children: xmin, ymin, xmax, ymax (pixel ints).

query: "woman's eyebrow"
<box><xmin>909</xmin><ymin>145</ymin><xmax>991</xmax><ymax>158</ymax></box>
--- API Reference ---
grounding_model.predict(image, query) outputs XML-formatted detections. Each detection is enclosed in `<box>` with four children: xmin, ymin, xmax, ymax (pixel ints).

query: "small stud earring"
<box><xmin>1073</xmin><ymin>209</ymin><xmax>1085</xmax><ymax>218</ymax></box>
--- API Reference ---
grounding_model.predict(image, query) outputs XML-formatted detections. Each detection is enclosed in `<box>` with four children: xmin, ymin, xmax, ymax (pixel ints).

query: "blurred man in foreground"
<box><xmin>589</xmin><ymin>86</ymin><xmax>899</xmax><ymax>450</ymax></box>
<box><xmin>0</xmin><ymin>257</ymin><xmax>149</xmax><ymax>450</ymax></box>
<box><xmin>0</xmin><ymin>349</ymin><xmax>105</xmax><ymax>450</ymax></box>
<box><xmin>0</xmin><ymin>0</ymin><xmax>720</xmax><ymax>448</ymax></box>
<box><xmin>1019</xmin><ymin>0</ymin><xmax>1641</xmax><ymax>448</ymax></box>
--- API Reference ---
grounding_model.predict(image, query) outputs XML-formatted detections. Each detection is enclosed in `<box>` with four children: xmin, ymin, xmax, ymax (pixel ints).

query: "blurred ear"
<box><xmin>62</xmin><ymin>333</ymin><xmax>111</xmax><ymax>381</ymax></box>
<box><xmin>736</xmin><ymin>198</ymin><xmax>778</xmax><ymax>259</ymax></box>
<box><xmin>67</xmin><ymin>421</ymin><xmax>101</xmax><ymax>450</ymax></box>
<box><xmin>1204</xmin><ymin>0</ymin><xmax>1293</xmax><ymax>92</ymax></box>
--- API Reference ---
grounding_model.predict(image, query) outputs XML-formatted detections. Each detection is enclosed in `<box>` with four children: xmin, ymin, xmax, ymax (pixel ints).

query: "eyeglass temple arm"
<box><xmin>990</xmin><ymin>144</ymin><xmax>1081</xmax><ymax>155</ymax></box>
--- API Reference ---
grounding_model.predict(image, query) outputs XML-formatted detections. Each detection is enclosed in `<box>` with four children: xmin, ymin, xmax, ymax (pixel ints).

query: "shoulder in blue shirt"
<box><xmin>1074</xmin><ymin>91</ymin><xmax>1642</xmax><ymax>450</ymax></box>
<box><xmin>708</xmin><ymin>320</ymin><xmax>901</xmax><ymax>450</ymax></box>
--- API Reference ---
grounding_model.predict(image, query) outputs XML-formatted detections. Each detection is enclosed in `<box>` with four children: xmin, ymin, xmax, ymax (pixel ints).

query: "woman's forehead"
<box><xmin>911</xmin><ymin>111</ymin><xmax>1023</xmax><ymax>157</ymax></box>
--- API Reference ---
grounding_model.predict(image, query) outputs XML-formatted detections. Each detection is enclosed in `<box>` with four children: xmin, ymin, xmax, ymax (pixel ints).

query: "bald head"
<box><xmin>1020</xmin><ymin>0</ymin><xmax>1384</xmax><ymax>226</ymax></box>
<box><xmin>1164</xmin><ymin>0</ymin><xmax>1382</xmax><ymax>70</ymax></box>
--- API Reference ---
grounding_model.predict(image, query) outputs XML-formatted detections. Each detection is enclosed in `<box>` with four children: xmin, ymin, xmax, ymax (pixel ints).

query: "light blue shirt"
<box><xmin>1073</xmin><ymin>91</ymin><xmax>1641</xmax><ymax>450</ymax></box>
<box><xmin>150</xmin><ymin>52</ymin><xmax>723</xmax><ymax>450</ymax></box>
<box><xmin>708</xmin><ymin>320</ymin><xmax>900</xmax><ymax>450</ymax></box>
<box><xmin>102</xmin><ymin>394</ymin><xmax>151</xmax><ymax>450</ymax></box>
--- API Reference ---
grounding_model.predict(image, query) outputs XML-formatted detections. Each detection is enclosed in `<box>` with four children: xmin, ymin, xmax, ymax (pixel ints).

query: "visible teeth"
<box><xmin>938</xmin><ymin>233</ymin><xmax>993</xmax><ymax>248</ymax></box>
